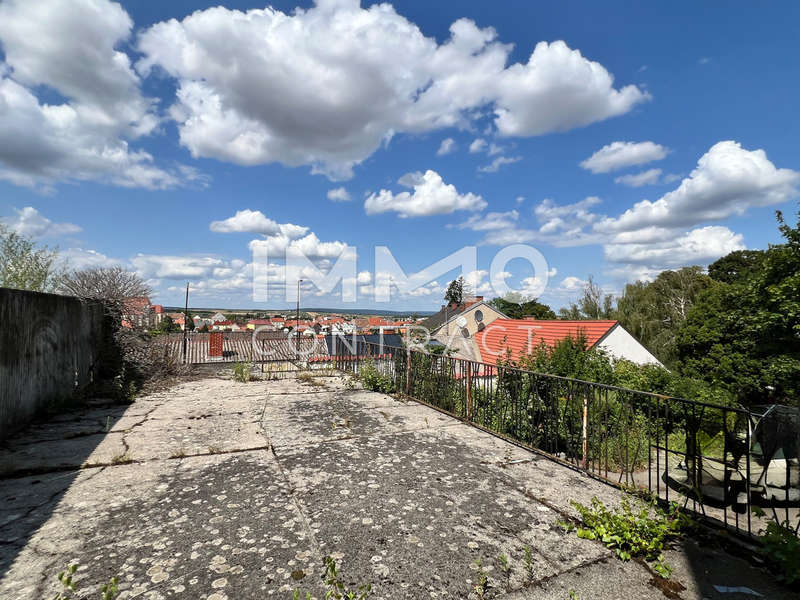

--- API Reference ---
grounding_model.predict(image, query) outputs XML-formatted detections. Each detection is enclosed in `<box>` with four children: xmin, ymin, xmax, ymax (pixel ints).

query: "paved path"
<box><xmin>0</xmin><ymin>374</ymin><xmax>792</xmax><ymax>599</ymax></box>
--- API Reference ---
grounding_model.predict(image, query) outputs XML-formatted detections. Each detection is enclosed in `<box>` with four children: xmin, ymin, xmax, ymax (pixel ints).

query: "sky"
<box><xmin>1</xmin><ymin>0</ymin><xmax>799</xmax><ymax>311</ymax></box>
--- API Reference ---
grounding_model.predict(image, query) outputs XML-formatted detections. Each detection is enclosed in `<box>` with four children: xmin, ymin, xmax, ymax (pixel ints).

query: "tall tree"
<box><xmin>707</xmin><ymin>249</ymin><xmax>766</xmax><ymax>284</ymax></box>
<box><xmin>489</xmin><ymin>295</ymin><xmax>556</xmax><ymax>319</ymax></box>
<box><xmin>558</xmin><ymin>276</ymin><xmax>616</xmax><ymax>320</ymax></box>
<box><xmin>0</xmin><ymin>224</ymin><xmax>61</xmax><ymax>292</ymax></box>
<box><xmin>616</xmin><ymin>266</ymin><xmax>713</xmax><ymax>365</ymax></box>
<box><xmin>444</xmin><ymin>276</ymin><xmax>464</xmax><ymax>306</ymax></box>
<box><xmin>676</xmin><ymin>209</ymin><xmax>800</xmax><ymax>407</ymax></box>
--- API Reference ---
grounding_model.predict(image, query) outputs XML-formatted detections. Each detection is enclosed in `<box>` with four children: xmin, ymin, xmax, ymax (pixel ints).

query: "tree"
<box><xmin>676</xmin><ymin>209</ymin><xmax>800</xmax><ymax>407</ymax></box>
<box><xmin>0</xmin><ymin>223</ymin><xmax>61</xmax><ymax>292</ymax></box>
<box><xmin>185</xmin><ymin>310</ymin><xmax>195</xmax><ymax>332</ymax></box>
<box><xmin>155</xmin><ymin>315</ymin><xmax>181</xmax><ymax>334</ymax></box>
<box><xmin>488</xmin><ymin>295</ymin><xmax>556</xmax><ymax>319</ymax></box>
<box><xmin>616</xmin><ymin>266</ymin><xmax>714</xmax><ymax>366</ymax></box>
<box><xmin>559</xmin><ymin>276</ymin><xmax>615</xmax><ymax>320</ymax></box>
<box><xmin>444</xmin><ymin>276</ymin><xmax>464</xmax><ymax>306</ymax></box>
<box><xmin>708</xmin><ymin>249</ymin><xmax>766</xmax><ymax>284</ymax></box>
<box><xmin>58</xmin><ymin>266</ymin><xmax>151</xmax><ymax>308</ymax></box>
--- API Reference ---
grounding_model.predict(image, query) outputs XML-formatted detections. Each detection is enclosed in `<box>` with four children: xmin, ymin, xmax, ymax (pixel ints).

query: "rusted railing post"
<box><xmin>405</xmin><ymin>346</ymin><xmax>411</xmax><ymax>395</ymax></box>
<box><xmin>466</xmin><ymin>362</ymin><xmax>473</xmax><ymax>422</ymax></box>
<box><xmin>581</xmin><ymin>388</ymin><xmax>589</xmax><ymax>470</ymax></box>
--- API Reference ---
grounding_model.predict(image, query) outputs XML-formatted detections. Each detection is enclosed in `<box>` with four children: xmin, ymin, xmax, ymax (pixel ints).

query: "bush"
<box><xmin>760</xmin><ymin>520</ymin><xmax>800</xmax><ymax>585</ymax></box>
<box><xmin>359</xmin><ymin>359</ymin><xmax>396</xmax><ymax>394</ymax></box>
<box><xmin>233</xmin><ymin>361</ymin><xmax>253</xmax><ymax>382</ymax></box>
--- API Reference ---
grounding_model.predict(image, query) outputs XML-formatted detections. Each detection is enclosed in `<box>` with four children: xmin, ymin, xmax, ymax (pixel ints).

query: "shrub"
<box><xmin>760</xmin><ymin>520</ymin><xmax>800</xmax><ymax>585</ymax></box>
<box><xmin>359</xmin><ymin>359</ymin><xmax>396</xmax><ymax>394</ymax></box>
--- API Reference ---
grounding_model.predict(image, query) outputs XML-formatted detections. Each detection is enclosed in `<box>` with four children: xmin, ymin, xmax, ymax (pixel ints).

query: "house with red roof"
<box><xmin>475</xmin><ymin>319</ymin><xmax>662</xmax><ymax>367</ymax></box>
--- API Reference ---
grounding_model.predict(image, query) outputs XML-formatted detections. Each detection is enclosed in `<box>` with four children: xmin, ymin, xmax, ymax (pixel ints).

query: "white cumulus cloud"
<box><xmin>478</xmin><ymin>155</ymin><xmax>522</xmax><ymax>173</ymax></box>
<box><xmin>597</xmin><ymin>141</ymin><xmax>800</xmax><ymax>232</ymax></box>
<box><xmin>437</xmin><ymin>138</ymin><xmax>456</xmax><ymax>156</ymax></box>
<box><xmin>614</xmin><ymin>168</ymin><xmax>663</xmax><ymax>187</ymax></box>
<box><xmin>209</xmin><ymin>210</ymin><xmax>309</xmax><ymax>238</ymax></box>
<box><xmin>580</xmin><ymin>141</ymin><xmax>668</xmax><ymax>174</ymax></box>
<box><xmin>604</xmin><ymin>225</ymin><xmax>746</xmax><ymax>268</ymax></box>
<box><xmin>0</xmin><ymin>0</ymin><xmax>196</xmax><ymax>189</ymax></box>
<box><xmin>1</xmin><ymin>206</ymin><xmax>81</xmax><ymax>238</ymax></box>
<box><xmin>365</xmin><ymin>170</ymin><xmax>486</xmax><ymax>218</ymax></box>
<box><xmin>327</xmin><ymin>187</ymin><xmax>351</xmax><ymax>202</ymax></box>
<box><xmin>136</xmin><ymin>1</ymin><xmax>648</xmax><ymax>180</ymax></box>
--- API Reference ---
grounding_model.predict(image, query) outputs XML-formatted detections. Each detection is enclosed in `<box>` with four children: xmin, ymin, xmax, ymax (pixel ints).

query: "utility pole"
<box><xmin>296</xmin><ymin>279</ymin><xmax>303</xmax><ymax>361</ymax></box>
<box><xmin>183</xmin><ymin>282</ymin><xmax>189</xmax><ymax>363</ymax></box>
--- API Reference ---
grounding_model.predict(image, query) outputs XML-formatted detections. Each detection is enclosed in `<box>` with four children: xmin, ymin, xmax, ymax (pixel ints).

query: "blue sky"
<box><xmin>1</xmin><ymin>0</ymin><xmax>798</xmax><ymax>310</ymax></box>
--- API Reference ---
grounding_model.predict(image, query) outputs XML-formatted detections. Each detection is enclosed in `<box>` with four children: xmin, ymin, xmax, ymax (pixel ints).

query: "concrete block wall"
<box><xmin>0</xmin><ymin>288</ymin><xmax>107</xmax><ymax>441</ymax></box>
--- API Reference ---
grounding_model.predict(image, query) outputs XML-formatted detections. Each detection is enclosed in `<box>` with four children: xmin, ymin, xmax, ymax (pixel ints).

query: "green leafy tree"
<box><xmin>155</xmin><ymin>315</ymin><xmax>181</xmax><ymax>334</ymax></box>
<box><xmin>707</xmin><ymin>249</ymin><xmax>766</xmax><ymax>284</ymax></box>
<box><xmin>616</xmin><ymin>266</ymin><xmax>714</xmax><ymax>366</ymax></box>
<box><xmin>559</xmin><ymin>276</ymin><xmax>616</xmax><ymax>320</ymax></box>
<box><xmin>444</xmin><ymin>276</ymin><xmax>464</xmax><ymax>306</ymax></box>
<box><xmin>676</xmin><ymin>209</ymin><xmax>800</xmax><ymax>407</ymax></box>
<box><xmin>489</xmin><ymin>295</ymin><xmax>556</xmax><ymax>319</ymax></box>
<box><xmin>518</xmin><ymin>333</ymin><xmax>615</xmax><ymax>383</ymax></box>
<box><xmin>0</xmin><ymin>223</ymin><xmax>61</xmax><ymax>292</ymax></box>
<box><xmin>185</xmin><ymin>310</ymin><xmax>195</xmax><ymax>332</ymax></box>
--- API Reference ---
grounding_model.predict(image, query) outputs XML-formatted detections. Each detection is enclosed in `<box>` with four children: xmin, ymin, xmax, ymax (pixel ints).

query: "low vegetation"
<box><xmin>293</xmin><ymin>556</ymin><xmax>372</xmax><ymax>600</ymax></box>
<box><xmin>53</xmin><ymin>564</ymin><xmax>119</xmax><ymax>600</ymax></box>
<box><xmin>568</xmin><ymin>496</ymin><xmax>689</xmax><ymax>578</ymax></box>
<box><xmin>358</xmin><ymin>358</ymin><xmax>396</xmax><ymax>394</ymax></box>
<box><xmin>233</xmin><ymin>360</ymin><xmax>254</xmax><ymax>382</ymax></box>
<box><xmin>757</xmin><ymin>515</ymin><xmax>800</xmax><ymax>586</ymax></box>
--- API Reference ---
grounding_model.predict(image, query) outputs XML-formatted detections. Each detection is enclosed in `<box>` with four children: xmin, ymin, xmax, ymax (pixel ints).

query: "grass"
<box><xmin>110</xmin><ymin>452</ymin><xmax>133</xmax><ymax>465</ymax></box>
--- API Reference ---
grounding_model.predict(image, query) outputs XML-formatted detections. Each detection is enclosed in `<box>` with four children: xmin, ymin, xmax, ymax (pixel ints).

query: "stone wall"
<box><xmin>0</xmin><ymin>288</ymin><xmax>108</xmax><ymax>441</ymax></box>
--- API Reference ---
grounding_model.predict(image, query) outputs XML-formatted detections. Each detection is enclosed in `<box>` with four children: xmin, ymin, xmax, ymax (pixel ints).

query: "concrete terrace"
<box><xmin>0</xmin><ymin>373</ymin><xmax>792</xmax><ymax>600</ymax></box>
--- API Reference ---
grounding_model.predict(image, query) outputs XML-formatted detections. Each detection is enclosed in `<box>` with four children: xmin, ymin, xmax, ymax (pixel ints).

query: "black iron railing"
<box><xmin>337</xmin><ymin>342</ymin><xmax>799</xmax><ymax>539</ymax></box>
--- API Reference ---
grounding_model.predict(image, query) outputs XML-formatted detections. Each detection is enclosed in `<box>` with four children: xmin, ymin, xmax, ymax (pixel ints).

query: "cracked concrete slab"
<box><xmin>0</xmin><ymin>372</ymin><xmax>794</xmax><ymax>600</ymax></box>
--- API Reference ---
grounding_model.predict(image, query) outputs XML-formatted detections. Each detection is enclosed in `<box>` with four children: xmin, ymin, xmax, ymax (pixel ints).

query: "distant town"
<box><xmin>122</xmin><ymin>296</ymin><xmax>429</xmax><ymax>336</ymax></box>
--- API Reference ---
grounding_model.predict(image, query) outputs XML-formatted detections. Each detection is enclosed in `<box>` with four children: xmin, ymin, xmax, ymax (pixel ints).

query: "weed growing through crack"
<box><xmin>293</xmin><ymin>556</ymin><xmax>371</xmax><ymax>599</ymax></box>
<box><xmin>207</xmin><ymin>445</ymin><xmax>223</xmax><ymax>454</ymax></box>
<box><xmin>472</xmin><ymin>557</ymin><xmax>489</xmax><ymax>599</ymax></box>
<box><xmin>569</xmin><ymin>589</ymin><xmax>579</xmax><ymax>600</ymax></box>
<box><xmin>170</xmin><ymin>447</ymin><xmax>187</xmax><ymax>459</ymax></box>
<box><xmin>523</xmin><ymin>545</ymin><xmax>535</xmax><ymax>581</ymax></box>
<box><xmin>110</xmin><ymin>452</ymin><xmax>133</xmax><ymax>465</ymax></box>
<box><xmin>52</xmin><ymin>563</ymin><xmax>120</xmax><ymax>600</ymax></box>
<box><xmin>569</xmin><ymin>496</ymin><xmax>689</xmax><ymax>578</ymax></box>
<box><xmin>498</xmin><ymin>552</ymin><xmax>511</xmax><ymax>589</ymax></box>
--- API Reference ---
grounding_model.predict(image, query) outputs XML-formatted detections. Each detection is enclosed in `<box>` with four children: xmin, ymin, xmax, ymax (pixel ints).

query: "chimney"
<box><xmin>464</xmin><ymin>295</ymin><xmax>483</xmax><ymax>308</ymax></box>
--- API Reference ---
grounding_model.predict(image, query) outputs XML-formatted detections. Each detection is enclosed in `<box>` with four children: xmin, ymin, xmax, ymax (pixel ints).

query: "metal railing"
<box><xmin>338</xmin><ymin>342</ymin><xmax>799</xmax><ymax>539</ymax></box>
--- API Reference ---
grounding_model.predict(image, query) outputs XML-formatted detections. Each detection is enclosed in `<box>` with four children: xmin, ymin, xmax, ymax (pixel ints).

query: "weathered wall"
<box><xmin>0</xmin><ymin>288</ymin><xmax>108</xmax><ymax>441</ymax></box>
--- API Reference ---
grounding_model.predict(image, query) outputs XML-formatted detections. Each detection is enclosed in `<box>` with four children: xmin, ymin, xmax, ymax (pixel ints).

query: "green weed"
<box><xmin>293</xmin><ymin>556</ymin><xmax>372</xmax><ymax>599</ymax></box>
<box><xmin>569</xmin><ymin>496</ymin><xmax>688</xmax><ymax>578</ymax></box>
<box><xmin>233</xmin><ymin>361</ymin><xmax>253</xmax><ymax>382</ymax></box>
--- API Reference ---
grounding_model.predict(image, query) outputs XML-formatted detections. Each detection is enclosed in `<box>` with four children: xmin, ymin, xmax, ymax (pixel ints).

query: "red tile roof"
<box><xmin>476</xmin><ymin>319</ymin><xmax>618</xmax><ymax>363</ymax></box>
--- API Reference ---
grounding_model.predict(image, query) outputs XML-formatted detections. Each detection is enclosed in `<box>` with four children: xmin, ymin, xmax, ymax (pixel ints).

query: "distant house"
<box><xmin>246</xmin><ymin>319</ymin><xmax>273</xmax><ymax>330</ymax></box>
<box><xmin>122</xmin><ymin>296</ymin><xmax>155</xmax><ymax>330</ymax></box>
<box><xmin>418</xmin><ymin>296</ymin><xmax>508</xmax><ymax>360</ymax></box>
<box><xmin>211</xmin><ymin>320</ymin><xmax>242</xmax><ymax>332</ymax></box>
<box><xmin>475</xmin><ymin>319</ymin><xmax>662</xmax><ymax>367</ymax></box>
<box><xmin>210</xmin><ymin>312</ymin><xmax>227</xmax><ymax>323</ymax></box>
